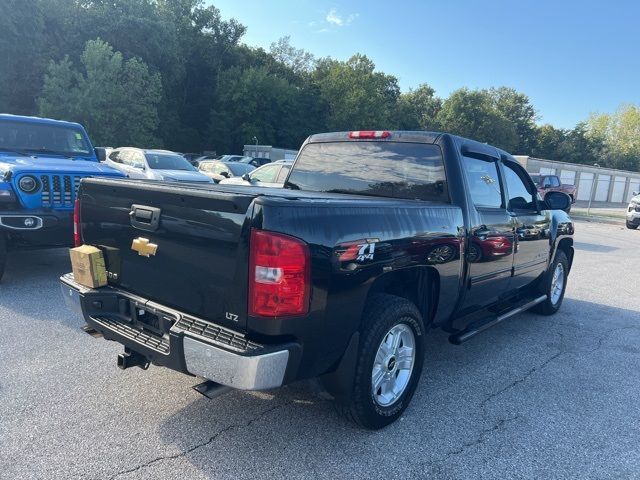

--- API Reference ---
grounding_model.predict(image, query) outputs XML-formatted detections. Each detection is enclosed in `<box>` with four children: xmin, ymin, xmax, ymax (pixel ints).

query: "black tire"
<box><xmin>0</xmin><ymin>234</ymin><xmax>7</xmax><ymax>283</ymax></box>
<box><xmin>627</xmin><ymin>221</ymin><xmax>639</xmax><ymax>230</ymax></box>
<box><xmin>532</xmin><ymin>249</ymin><xmax>569</xmax><ymax>315</ymax></box>
<box><xmin>336</xmin><ymin>294</ymin><xmax>425</xmax><ymax>429</ymax></box>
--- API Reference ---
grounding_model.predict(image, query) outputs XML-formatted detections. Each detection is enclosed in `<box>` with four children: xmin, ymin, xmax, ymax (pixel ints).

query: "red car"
<box><xmin>530</xmin><ymin>174</ymin><xmax>576</xmax><ymax>205</ymax></box>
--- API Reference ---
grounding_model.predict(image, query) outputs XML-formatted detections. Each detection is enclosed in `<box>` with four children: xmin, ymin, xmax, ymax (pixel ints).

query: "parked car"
<box><xmin>94</xmin><ymin>147</ymin><xmax>113</xmax><ymax>162</ymax></box>
<box><xmin>218</xmin><ymin>155</ymin><xmax>252</xmax><ymax>163</ymax></box>
<box><xmin>219</xmin><ymin>160</ymin><xmax>292</xmax><ymax>187</ymax></box>
<box><xmin>104</xmin><ymin>148</ymin><xmax>212</xmax><ymax>183</ymax></box>
<box><xmin>197</xmin><ymin>159</ymin><xmax>255</xmax><ymax>183</ymax></box>
<box><xmin>60</xmin><ymin>130</ymin><xmax>574</xmax><ymax>429</ymax></box>
<box><xmin>530</xmin><ymin>174</ymin><xmax>577</xmax><ymax>206</ymax></box>
<box><xmin>0</xmin><ymin>113</ymin><xmax>125</xmax><ymax>282</ymax></box>
<box><xmin>181</xmin><ymin>153</ymin><xmax>203</xmax><ymax>166</ymax></box>
<box><xmin>626</xmin><ymin>191</ymin><xmax>640</xmax><ymax>229</ymax></box>
<box><xmin>238</xmin><ymin>157</ymin><xmax>271</xmax><ymax>168</ymax></box>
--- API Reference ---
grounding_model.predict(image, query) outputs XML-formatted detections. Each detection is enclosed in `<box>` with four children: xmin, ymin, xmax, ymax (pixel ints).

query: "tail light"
<box><xmin>73</xmin><ymin>198</ymin><xmax>81</xmax><ymax>247</ymax></box>
<box><xmin>249</xmin><ymin>229</ymin><xmax>310</xmax><ymax>317</ymax></box>
<box><xmin>348</xmin><ymin>130</ymin><xmax>391</xmax><ymax>139</ymax></box>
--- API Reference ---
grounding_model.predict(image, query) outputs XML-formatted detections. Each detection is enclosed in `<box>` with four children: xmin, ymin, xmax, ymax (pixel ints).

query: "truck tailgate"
<box><xmin>78</xmin><ymin>178</ymin><xmax>257</xmax><ymax>330</ymax></box>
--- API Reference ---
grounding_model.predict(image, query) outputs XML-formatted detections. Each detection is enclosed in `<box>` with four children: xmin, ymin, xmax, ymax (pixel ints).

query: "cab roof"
<box><xmin>0</xmin><ymin>113</ymin><xmax>85</xmax><ymax>129</ymax></box>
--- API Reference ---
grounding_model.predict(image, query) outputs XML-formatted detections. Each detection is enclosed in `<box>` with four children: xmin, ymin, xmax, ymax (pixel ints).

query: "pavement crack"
<box><xmin>480</xmin><ymin>332</ymin><xmax>565</xmax><ymax>410</ymax></box>
<box><xmin>107</xmin><ymin>400</ymin><xmax>293</xmax><ymax>480</ymax></box>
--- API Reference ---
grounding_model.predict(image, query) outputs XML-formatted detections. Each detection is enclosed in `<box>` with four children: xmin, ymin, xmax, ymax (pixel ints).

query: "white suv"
<box><xmin>627</xmin><ymin>191</ymin><xmax>640</xmax><ymax>230</ymax></box>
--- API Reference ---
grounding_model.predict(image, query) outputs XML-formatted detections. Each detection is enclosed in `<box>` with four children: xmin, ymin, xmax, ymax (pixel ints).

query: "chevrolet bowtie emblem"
<box><xmin>131</xmin><ymin>237</ymin><xmax>158</xmax><ymax>257</ymax></box>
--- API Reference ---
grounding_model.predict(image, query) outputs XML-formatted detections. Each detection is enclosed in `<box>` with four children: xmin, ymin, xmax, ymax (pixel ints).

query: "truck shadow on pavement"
<box><xmin>143</xmin><ymin>298</ymin><xmax>640</xmax><ymax>479</ymax></box>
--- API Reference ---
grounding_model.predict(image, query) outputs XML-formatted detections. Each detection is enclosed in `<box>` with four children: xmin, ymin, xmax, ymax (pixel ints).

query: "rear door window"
<box><xmin>462</xmin><ymin>156</ymin><xmax>504</xmax><ymax>208</ymax></box>
<box><xmin>286</xmin><ymin>142</ymin><xmax>448</xmax><ymax>202</ymax></box>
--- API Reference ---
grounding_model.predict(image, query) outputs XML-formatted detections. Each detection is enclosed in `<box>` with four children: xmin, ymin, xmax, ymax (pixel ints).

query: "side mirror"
<box><xmin>633</xmin><ymin>191</ymin><xmax>639</xmax><ymax>196</ymax></box>
<box><xmin>242</xmin><ymin>173</ymin><xmax>251</xmax><ymax>182</ymax></box>
<box><xmin>544</xmin><ymin>192</ymin><xmax>571</xmax><ymax>212</ymax></box>
<box><xmin>220</xmin><ymin>171</ymin><xmax>230</xmax><ymax>178</ymax></box>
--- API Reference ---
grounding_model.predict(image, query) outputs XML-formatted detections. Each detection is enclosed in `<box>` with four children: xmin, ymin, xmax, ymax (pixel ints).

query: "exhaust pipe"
<box><xmin>117</xmin><ymin>349</ymin><xmax>149</xmax><ymax>370</ymax></box>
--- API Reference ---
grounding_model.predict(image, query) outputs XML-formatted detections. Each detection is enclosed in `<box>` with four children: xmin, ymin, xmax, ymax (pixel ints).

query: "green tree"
<box><xmin>313</xmin><ymin>54</ymin><xmax>400</xmax><ymax>131</ymax></box>
<box><xmin>269</xmin><ymin>36</ymin><xmax>316</xmax><ymax>75</ymax></box>
<box><xmin>489</xmin><ymin>87</ymin><xmax>538</xmax><ymax>154</ymax></box>
<box><xmin>209</xmin><ymin>66</ymin><xmax>322</xmax><ymax>153</ymax></box>
<box><xmin>395</xmin><ymin>84</ymin><xmax>442</xmax><ymax>130</ymax></box>
<box><xmin>585</xmin><ymin>105</ymin><xmax>640</xmax><ymax>171</ymax></box>
<box><xmin>38</xmin><ymin>39</ymin><xmax>163</xmax><ymax>147</ymax></box>
<box><xmin>436</xmin><ymin>88</ymin><xmax>518</xmax><ymax>151</ymax></box>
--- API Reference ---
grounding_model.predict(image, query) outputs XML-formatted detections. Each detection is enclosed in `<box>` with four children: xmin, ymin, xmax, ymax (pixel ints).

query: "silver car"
<box><xmin>219</xmin><ymin>160</ymin><xmax>292</xmax><ymax>188</ymax></box>
<box><xmin>627</xmin><ymin>191</ymin><xmax>640</xmax><ymax>230</ymax></box>
<box><xmin>105</xmin><ymin>148</ymin><xmax>213</xmax><ymax>183</ymax></box>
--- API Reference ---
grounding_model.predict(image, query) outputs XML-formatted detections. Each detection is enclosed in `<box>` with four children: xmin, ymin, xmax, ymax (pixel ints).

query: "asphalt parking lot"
<box><xmin>1</xmin><ymin>220</ymin><xmax>639</xmax><ymax>479</ymax></box>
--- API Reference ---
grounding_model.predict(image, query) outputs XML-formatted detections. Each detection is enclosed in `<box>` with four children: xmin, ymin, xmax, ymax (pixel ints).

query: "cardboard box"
<box><xmin>69</xmin><ymin>245</ymin><xmax>107</xmax><ymax>288</ymax></box>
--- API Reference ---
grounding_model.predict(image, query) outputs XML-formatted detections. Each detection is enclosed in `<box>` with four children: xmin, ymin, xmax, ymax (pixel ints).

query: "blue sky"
<box><xmin>211</xmin><ymin>0</ymin><xmax>639</xmax><ymax>129</ymax></box>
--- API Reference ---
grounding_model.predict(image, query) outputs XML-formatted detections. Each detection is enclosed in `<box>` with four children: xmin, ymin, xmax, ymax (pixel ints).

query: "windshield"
<box><xmin>227</xmin><ymin>163</ymin><xmax>255</xmax><ymax>175</ymax></box>
<box><xmin>0</xmin><ymin>119</ymin><xmax>92</xmax><ymax>156</ymax></box>
<box><xmin>145</xmin><ymin>153</ymin><xmax>196</xmax><ymax>171</ymax></box>
<box><xmin>286</xmin><ymin>141</ymin><xmax>449</xmax><ymax>202</ymax></box>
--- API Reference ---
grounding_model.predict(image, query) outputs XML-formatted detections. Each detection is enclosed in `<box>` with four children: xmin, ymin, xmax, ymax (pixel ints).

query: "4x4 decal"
<box><xmin>337</xmin><ymin>239</ymin><xmax>379</xmax><ymax>263</ymax></box>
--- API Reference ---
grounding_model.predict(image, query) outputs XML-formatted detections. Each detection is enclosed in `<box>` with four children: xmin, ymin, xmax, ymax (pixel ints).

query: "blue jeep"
<box><xmin>0</xmin><ymin>114</ymin><xmax>125</xmax><ymax>281</ymax></box>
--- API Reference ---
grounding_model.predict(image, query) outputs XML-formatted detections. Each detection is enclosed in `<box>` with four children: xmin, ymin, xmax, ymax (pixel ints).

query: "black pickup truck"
<box><xmin>60</xmin><ymin>130</ymin><xmax>574</xmax><ymax>429</ymax></box>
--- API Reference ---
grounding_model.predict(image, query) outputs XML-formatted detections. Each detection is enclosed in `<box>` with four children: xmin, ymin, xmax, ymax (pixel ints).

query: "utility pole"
<box><xmin>252</xmin><ymin>136</ymin><xmax>258</xmax><ymax>158</ymax></box>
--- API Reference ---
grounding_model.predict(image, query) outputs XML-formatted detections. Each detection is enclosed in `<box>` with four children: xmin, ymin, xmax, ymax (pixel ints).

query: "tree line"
<box><xmin>1</xmin><ymin>0</ymin><xmax>638</xmax><ymax>171</ymax></box>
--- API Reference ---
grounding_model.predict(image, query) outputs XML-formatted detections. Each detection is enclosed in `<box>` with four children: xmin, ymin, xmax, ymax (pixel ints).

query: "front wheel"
<box><xmin>336</xmin><ymin>294</ymin><xmax>425</xmax><ymax>429</ymax></box>
<box><xmin>627</xmin><ymin>220</ymin><xmax>639</xmax><ymax>230</ymax></box>
<box><xmin>533</xmin><ymin>250</ymin><xmax>569</xmax><ymax>315</ymax></box>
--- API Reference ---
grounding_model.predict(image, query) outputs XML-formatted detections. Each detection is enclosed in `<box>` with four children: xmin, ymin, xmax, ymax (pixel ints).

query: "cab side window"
<box><xmin>462</xmin><ymin>156</ymin><xmax>503</xmax><ymax>208</ymax></box>
<box><xmin>503</xmin><ymin>163</ymin><xmax>536</xmax><ymax>211</ymax></box>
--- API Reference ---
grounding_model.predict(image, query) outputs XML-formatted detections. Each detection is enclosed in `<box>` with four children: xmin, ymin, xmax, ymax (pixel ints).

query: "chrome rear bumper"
<box><xmin>59</xmin><ymin>273</ymin><xmax>291</xmax><ymax>390</ymax></box>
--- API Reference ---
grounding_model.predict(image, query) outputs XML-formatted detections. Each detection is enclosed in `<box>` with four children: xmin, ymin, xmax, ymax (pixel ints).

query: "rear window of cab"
<box><xmin>286</xmin><ymin>141</ymin><xmax>449</xmax><ymax>202</ymax></box>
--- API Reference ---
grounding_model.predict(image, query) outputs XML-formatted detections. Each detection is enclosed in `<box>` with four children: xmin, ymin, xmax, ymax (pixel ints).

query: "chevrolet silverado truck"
<box><xmin>530</xmin><ymin>174</ymin><xmax>577</xmax><ymax>209</ymax></box>
<box><xmin>60</xmin><ymin>130</ymin><xmax>574</xmax><ymax>429</ymax></box>
<box><xmin>0</xmin><ymin>114</ymin><xmax>125</xmax><ymax>281</ymax></box>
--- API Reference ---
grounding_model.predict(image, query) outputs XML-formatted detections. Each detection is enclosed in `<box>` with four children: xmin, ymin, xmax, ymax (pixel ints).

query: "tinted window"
<box><xmin>145</xmin><ymin>153</ymin><xmax>195</xmax><ymax>171</ymax></box>
<box><xmin>503</xmin><ymin>163</ymin><xmax>536</xmax><ymax>211</ymax></box>
<box><xmin>462</xmin><ymin>156</ymin><xmax>503</xmax><ymax>208</ymax></box>
<box><xmin>550</xmin><ymin>176</ymin><xmax>560</xmax><ymax>187</ymax></box>
<box><xmin>286</xmin><ymin>142</ymin><xmax>448</xmax><ymax>202</ymax></box>
<box><xmin>0</xmin><ymin>119</ymin><xmax>92</xmax><ymax>155</ymax></box>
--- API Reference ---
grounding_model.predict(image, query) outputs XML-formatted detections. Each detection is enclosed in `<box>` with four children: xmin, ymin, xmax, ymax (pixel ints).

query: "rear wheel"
<box><xmin>627</xmin><ymin>220</ymin><xmax>639</xmax><ymax>230</ymax></box>
<box><xmin>0</xmin><ymin>233</ymin><xmax>7</xmax><ymax>283</ymax></box>
<box><xmin>533</xmin><ymin>250</ymin><xmax>568</xmax><ymax>315</ymax></box>
<box><xmin>336</xmin><ymin>294</ymin><xmax>425</xmax><ymax>429</ymax></box>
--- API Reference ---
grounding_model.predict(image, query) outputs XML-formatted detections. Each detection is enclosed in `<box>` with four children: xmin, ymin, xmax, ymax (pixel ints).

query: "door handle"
<box><xmin>130</xmin><ymin>204</ymin><xmax>161</xmax><ymax>232</ymax></box>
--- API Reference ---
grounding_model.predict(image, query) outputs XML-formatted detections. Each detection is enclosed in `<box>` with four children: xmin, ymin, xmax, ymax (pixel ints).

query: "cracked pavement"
<box><xmin>1</xmin><ymin>220</ymin><xmax>640</xmax><ymax>479</ymax></box>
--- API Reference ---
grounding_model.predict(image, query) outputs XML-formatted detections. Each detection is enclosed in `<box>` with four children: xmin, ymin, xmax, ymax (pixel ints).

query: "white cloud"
<box><xmin>325</xmin><ymin>8</ymin><xmax>358</xmax><ymax>27</ymax></box>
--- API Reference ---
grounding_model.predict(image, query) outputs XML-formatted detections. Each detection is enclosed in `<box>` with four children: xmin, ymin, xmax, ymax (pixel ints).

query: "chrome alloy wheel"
<box><xmin>550</xmin><ymin>262</ymin><xmax>565</xmax><ymax>305</ymax></box>
<box><xmin>371</xmin><ymin>323</ymin><xmax>416</xmax><ymax>407</ymax></box>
